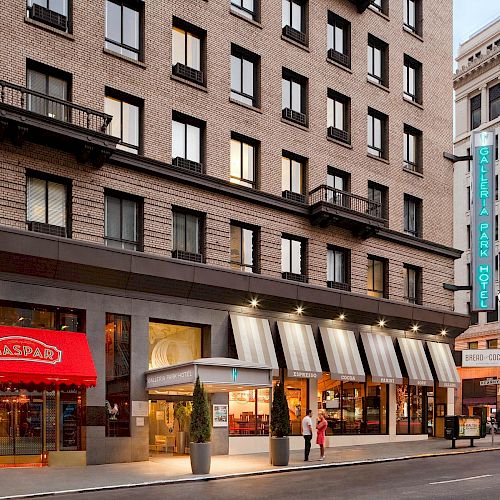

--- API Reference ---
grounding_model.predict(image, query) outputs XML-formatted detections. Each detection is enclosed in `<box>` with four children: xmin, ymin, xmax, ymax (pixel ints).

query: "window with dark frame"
<box><xmin>470</xmin><ymin>94</ymin><xmax>481</xmax><ymax>130</ymax></box>
<box><xmin>467</xmin><ymin>302</ymin><xmax>478</xmax><ymax>325</ymax></box>
<box><xmin>231</xmin><ymin>45</ymin><xmax>259</xmax><ymax>107</ymax></box>
<box><xmin>367</xmin><ymin>108</ymin><xmax>387</xmax><ymax>159</ymax></box>
<box><xmin>403</xmin><ymin>264</ymin><xmax>421</xmax><ymax>304</ymax></box>
<box><xmin>327</xmin><ymin>89</ymin><xmax>350</xmax><ymax>144</ymax></box>
<box><xmin>27</xmin><ymin>175</ymin><xmax>68</xmax><ymax>237</ymax></box>
<box><xmin>466</xmin><ymin>224</ymin><xmax>471</xmax><ymax>249</ymax></box>
<box><xmin>327</xmin><ymin>166</ymin><xmax>350</xmax><ymax>207</ymax></box>
<box><xmin>487</xmin><ymin>339</ymin><xmax>498</xmax><ymax>348</ymax></box>
<box><xmin>172</xmin><ymin>20</ymin><xmax>205</xmax><ymax>85</ymax></box>
<box><xmin>282</xmin><ymin>69</ymin><xmax>307</xmax><ymax>126</ymax></box>
<box><xmin>172</xmin><ymin>112</ymin><xmax>203</xmax><ymax>173</ymax></box>
<box><xmin>367</xmin><ymin>34</ymin><xmax>388</xmax><ymax>87</ymax></box>
<box><xmin>404</xmin><ymin>55</ymin><xmax>422</xmax><ymax>104</ymax></box>
<box><xmin>489</xmin><ymin>83</ymin><xmax>500</xmax><ymax>121</ymax></box>
<box><xmin>282</xmin><ymin>153</ymin><xmax>305</xmax><ymax>203</ymax></box>
<box><xmin>403</xmin><ymin>0</ymin><xmax>421</xmax><ymax>34</ymax></box>
<box><xmin>370</xmin><ymin>0</ymin><xmax>388</xmax><ymax>15</ymax></box>
<box><xmin>105</xmin><ymin>0</ymin><xmax>142</xmax><ymax>61</ymax></box>
<box><xmin>404</xmin><ymin>194</ymin><xmax>422</xmax><ymax>237</ymax></box>
<box><xmin>230</xmin><ymin>223</ymin><xmax>258</xmax><ymax>273</ymax></box>
<box><xmin>27</xmin><ymin>0</ymin><xmax>70</xmax><ymax>32</ymax></box>
<box><xmin>403</xmin><ymin>124</ymin><xmax>422</xmax><ymax>173</ymax></box>
<box><xmin>282</xmin><ymin>0</ymin><xmax>307</xmax><ymax>46</ymax></box>
<box><xmin>468</xmin><ymin>341</ymin><xmax>478</xmax><ymax>349</ymax></box>
<box><xmin>230</xmin><ymin>134</ymin><xmax>257</xmax><ymax>188</ymax></box>
<box><xmin>487</xmin><ymin>300</ymin><xmax>498</xmax><ymax>324</ymax></box>
<box><xmin>281</xmin><ymin>235</ymin><xmax>306</xmax><ymax>282</ymax></box>
<box><xmin>367</xmin><ymin>255</ymin><xmax>387</xmax><ymax>298</ymax></box>
<box><xmin>230</xmin><ymin>0</ymin><xmax>258</xmax><ymax>21</ymax></box>
<box><xmin>327</xmin><ymin>246</ymin><xmax>350</xmax><ymax>291</ymax></box>
<box><xmin>172</xmin><ymin>209</ymin><xmax>203</xmax><ymax>262</ymax></box>
<box><xmin>368</xmin><ymin>181</ymin><xmax>387</xmax><ymax>219</ymax></box>
<box><xmin>327</xmin><ymin>11</ymin><xmax>350</xmax><ymax>68</ymax></box>
<box><xmin>104</xmin><ymin>192</ymin><xmax>141</xmax><ymax>251</ymax></box>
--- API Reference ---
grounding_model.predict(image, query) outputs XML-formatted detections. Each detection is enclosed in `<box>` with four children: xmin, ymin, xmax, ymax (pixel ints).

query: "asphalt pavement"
<box><xmin>49</xmin><ymin>450</ymin><xmax>500</xmax><ymax>500</ymax></box>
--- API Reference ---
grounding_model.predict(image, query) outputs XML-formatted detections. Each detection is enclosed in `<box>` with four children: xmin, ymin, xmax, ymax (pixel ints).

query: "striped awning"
<box><xmin>230</xmin><ymin>315</ymin><xmax>278</xmax><ymax>370</ymax></box>
<box><xmin>319</xmin><ymin>327</ymin><xmax>365</xmax><ymax>382</ymax></box>
<box><xmin>397</xmin><ymin>338</ymin><xmax>434</xmax><ymax>387</ymax></box>
<box><xmin>427</xmin><ymin>341</ymin><xmax>461</xmax><ymax>389</ymax></box>
<box><xmin>360</xmin><ymin>332</ymin><xmax>403</xmax><ymax>384</ymax></box>
<box><xmin>277</xmin><ymin>321</ymin><xmax>322</xmax><ymax>378</ymax></box>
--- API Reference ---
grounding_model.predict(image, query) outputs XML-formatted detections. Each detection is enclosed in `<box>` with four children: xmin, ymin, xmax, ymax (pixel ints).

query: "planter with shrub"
<box><xmin>189</xmin><ymin>376</ymin><xmax>212</xmax><ymax>474</ymax></box>
<box><xmin>269</xmin><ymin>381</ymin><xmax>291</xmax><ymax>466</ymax></box>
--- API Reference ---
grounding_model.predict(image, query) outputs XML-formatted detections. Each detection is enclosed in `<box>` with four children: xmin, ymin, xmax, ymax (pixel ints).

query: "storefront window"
<box><xmin>278</xmin><ymin>377</ymin><xmax>308</xmax><ymax>436</ymax></box>
<box><xmin>0</xmin><ymin>301</ymin><xmax>84</xmax><ymax>332</ymax></box>
<box><xmin>396</xmin><ymin>381</ymin><xmax>426</xmax><ymax>435</ymax></box>
<box><xmin>229</xmin><ymin>388</ymin><xmax>270</xmax><ymax>436</ymax></box>
<box><xmin>105</xmin><ymin>314</ymin><xmax>130</xmax><ymax>437</ymax></box>
<box><xmin>149</xmin><ymin>322</ymin><xmax>202</xmax><ymax>369</ymax></box>
<box><xmin>318</xmin><ymin>373</ymin><xmax>388</xmax><ymax>435</ymax></box>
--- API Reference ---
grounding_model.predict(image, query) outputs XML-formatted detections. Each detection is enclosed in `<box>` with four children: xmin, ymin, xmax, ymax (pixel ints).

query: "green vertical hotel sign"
<box><xmin>471</xmin><ymin>130</ymin><xmax>496</xmax><ymax>312</ymax></box>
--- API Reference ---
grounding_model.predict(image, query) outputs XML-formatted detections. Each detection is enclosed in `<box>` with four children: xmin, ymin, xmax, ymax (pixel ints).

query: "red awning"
<box><xmin>0</xmin><ymin>326</ymin><xmax>97</xmax><ymax>387</ymax></box>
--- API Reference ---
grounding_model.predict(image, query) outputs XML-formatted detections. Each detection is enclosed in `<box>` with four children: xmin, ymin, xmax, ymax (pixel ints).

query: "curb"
<box><xmin>2</xmin><ymin>446</ymin><xmax>500</xmax><ymax>499</ymax></box>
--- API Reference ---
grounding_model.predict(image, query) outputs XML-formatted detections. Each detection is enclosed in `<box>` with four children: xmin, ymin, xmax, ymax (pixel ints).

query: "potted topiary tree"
<box><xmin>189</xmin><ymin>376</ymin><xmax>211</xmax><ymax>474</ymax></box>
<box><xmin>269</xmin><ymin>381</ymin><xmax>291</xmax><ymax>466</ymax></box>
<box><xmin>174</xmin><ymin>402</ymin><xmax>191</xmax><ymax>454</ymax></box>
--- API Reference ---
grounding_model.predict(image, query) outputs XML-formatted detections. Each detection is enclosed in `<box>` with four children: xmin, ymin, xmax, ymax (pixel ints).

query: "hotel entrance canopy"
<box><xmin>145</xmin><ymin>358</ymin><xmax>273</xmax><ymax>393</ymax></box>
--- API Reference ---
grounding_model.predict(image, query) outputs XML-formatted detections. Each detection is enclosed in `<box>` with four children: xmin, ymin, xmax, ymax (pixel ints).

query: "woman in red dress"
<box><xmin>316</xmin><ymin>411</ymin><xmax>328</xmax><ymax>461</ymax></box>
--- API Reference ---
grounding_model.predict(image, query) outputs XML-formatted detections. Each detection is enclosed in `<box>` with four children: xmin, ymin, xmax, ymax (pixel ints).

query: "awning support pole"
<box><xmin>55</xmin><ymin>389</ymin><xmax>60</xmax><ymax>452</ymax></box>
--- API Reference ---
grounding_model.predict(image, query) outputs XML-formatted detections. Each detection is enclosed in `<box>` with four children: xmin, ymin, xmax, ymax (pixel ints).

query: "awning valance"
<box><xmin>319</xmin><ymin>327</ymin><xmax>365</xmax><ymax>382</ymax></box>
<box><xmin>397</xmin><ymin>338</ymin><xmax>434</xmax><ymax>387</ymax></box>
<box><xmin>0</xmin><ymin>326</ymin><xmax>97</xmax><ymax>387</ymax></box>
<box><xmin>277</xmin><ymin>321</ymin><xmax>322</xmax><ymax>378</ymax></box>
<box><xmin>230</xmin><ymin>314</ymin><xmax>278</xmax><ymax>370</ymax></box>
<box><xmin>360</xmin><ymin>332</ymin><xmax>403</xmax><ymax>384</ymax></box>
<box><xmin>427</xmin><ymin>341</ymin><xmax>460</xmax><ymax>389</ymax></box>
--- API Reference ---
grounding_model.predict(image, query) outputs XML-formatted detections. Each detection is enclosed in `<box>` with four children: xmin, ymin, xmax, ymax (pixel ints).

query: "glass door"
<box><xmin>0</xmin><ymin>397</ymin><xmax>14</xmax><ymax>456</ymax></box>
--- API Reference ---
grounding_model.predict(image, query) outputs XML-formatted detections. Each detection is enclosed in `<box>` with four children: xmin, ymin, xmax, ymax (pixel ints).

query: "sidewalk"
<box><xmin>1</xmin><ymin>438</ymin><xmax>500</xmax><ymax>499</ymax></box>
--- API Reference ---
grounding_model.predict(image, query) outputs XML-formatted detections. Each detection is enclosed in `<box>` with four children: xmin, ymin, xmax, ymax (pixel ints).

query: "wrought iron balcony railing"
<box><xmin>0</xmin><ymin>80</ymin><xmax>112</xmax><ymax>135</ymax></box>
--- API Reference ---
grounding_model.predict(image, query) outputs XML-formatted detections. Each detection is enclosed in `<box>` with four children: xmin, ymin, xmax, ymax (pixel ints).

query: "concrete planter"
<box><xmin>190</xmin><ymin>442</ymin><xmax>211</xmax><ymax>474</ymax></box>
<box><xmin>270</xmin><ymin>436</ymin><xmax>289</xmax><ymax>466</ymax></box>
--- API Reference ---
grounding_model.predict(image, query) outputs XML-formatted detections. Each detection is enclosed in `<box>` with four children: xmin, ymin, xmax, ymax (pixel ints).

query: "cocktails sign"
<box><xmin>471</xmin><ymin>130</ymin><xmax>496</xmax><ymax>312</ymax></box>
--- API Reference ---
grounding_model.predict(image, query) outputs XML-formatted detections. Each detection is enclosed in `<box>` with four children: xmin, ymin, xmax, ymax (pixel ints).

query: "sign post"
<box><xmin>471</xmin><ymin>130</ymin><xmax>496</xmax><ymax>312</ymax></box>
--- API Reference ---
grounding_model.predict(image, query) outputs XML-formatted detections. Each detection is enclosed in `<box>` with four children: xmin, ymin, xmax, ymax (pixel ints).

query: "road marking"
<box><xmin>429</xmin><ymin>474</ymin><xmax>492</xmax><ymax>485</ymax></box>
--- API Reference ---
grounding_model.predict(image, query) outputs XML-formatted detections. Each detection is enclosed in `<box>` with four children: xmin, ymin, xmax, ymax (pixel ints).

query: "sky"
<box><xmin>453</xmin><ymin>0</ymin><xmax>500</xmax><ymax>59</ymax></box>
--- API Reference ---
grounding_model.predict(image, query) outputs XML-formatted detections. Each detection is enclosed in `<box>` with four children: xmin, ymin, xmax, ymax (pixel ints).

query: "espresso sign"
<box><xmin>471</xmin><ymin>130</ymin><xmax>496</xmax><ymax>311</ymax></box>
<box><xmin>0</xmin><ymin>336</ymin><xmax>62</xmax><ymax>364</ymax></box>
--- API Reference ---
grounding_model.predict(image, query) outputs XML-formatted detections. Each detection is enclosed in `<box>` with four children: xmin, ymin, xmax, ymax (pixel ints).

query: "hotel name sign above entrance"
<box><xmin>471</xmin><ymin>130</ymin><xmax>496</xmax><ymax>312</ymax></box>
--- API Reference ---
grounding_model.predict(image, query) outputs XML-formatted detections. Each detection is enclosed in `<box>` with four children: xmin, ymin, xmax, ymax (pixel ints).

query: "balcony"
<box><xmin>327</xmin><ymin>49</ymin><xmax>351</xmax><ymax>69</ymax></box>
<box><xmin>172</xmin><ymin>63</ymin><xmax>204</xmax><ymax>86</ymax></box>
<box><xmin>309</xmin><ymin>185</ymin><xmax>387</xmax><ymax>238</ymax></box>
<box><xmin>0</xmin><ymin>80</ymin><xmax>118</xmax><ymax>167</ymax></box>
<box><xmin>282</xmin><ymin>25</ymin><xmax>307</xmax><ymax>46</ymax></box>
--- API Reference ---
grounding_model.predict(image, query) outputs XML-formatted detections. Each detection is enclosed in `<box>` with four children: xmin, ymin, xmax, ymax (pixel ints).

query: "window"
<box><xmin>467</xmin><ymin>186</ymin><xmax>471</xmax><ymax>211</ymax></box>
<box><xmin>487</xmin><ymin>301</ymin><xmax>498</xmax><ymax>324</ymax></box>
<box><xmin>367</xmin><ymin>255</ymin><xmax>386</xmax><ymax>298</ymax></box>
<box><xmin>470</xmin><ymin>94</ymin><xmax>481</xmax><ymax>130</ymax></box>
<box><xmin>172</xmin><ymin>20</ymin><xmax>205</xmax><ymax>85</ymax></box>
<box><xmin>367</xmin><ymin>108</ymin><xmax>387</xmax><ymax>159</ymax></box>
<box><xmin>327</xmin><ymin>246</ymin><xmax>350</xmax><ymax>291</ymax></box>
<box><xmin>327</xmin><ymin>12</ymin><xmax>350</xmax><ymax>68</ymax></box>
<box><xmin>368</xmin><ymin>181</ymin><xmax>387</xmax><ymax>219</ymax></box>
<box><xmin>404</xmin><ymin>55</ymin><xmax>422</xmax><ymax>103</ymax></box>
<box><xmin>27</xmin><ymin>0</ymin><xmax>70</xmax><ymax>32</ymax></box>
<box><xmin>104</xmin><ymin>193</ymin><xmax>141</xmax><ymax>250</ymax></box>
<box><xmin>231</xmin><ymin>0</ymin><xmax>258</xmax><ymax>21</ymax></box>
<box><xmin>231</xmin><ymin>45</ymin><xmax>259</xmax><ymax>107</ymax></box>
<box><xmin>27</xmin><ymin>65</ymin><xmax>69</xmax><ymax>121</ymax></box>
<box><xmin>172</xmin><ymin>113</ymin><xmax>203</xmax><ymax>172</ymax></box>
<box><xmin>467</xmin><ymin>303</ymin><xmax>478</xmax><ymax>325</ymax></box>
<box><xmin>403</xmin><ymin>0</ymin><xmax>421</xmax><ymax>34</ymax></box>
<box><xmin>403</xmin><ymin>265</ymin><xmax>421</xmax><ymax>304</ymax></box>
<box><xmin>282</xmin><ymin>153</ymin><xmax>305</xmax><ymax>202</ymax></box>
<box><xmin>396</xmin><ymin>382</ymin><xmax>426</xmax><ymax>435</ymax></box>
<box><xmin>282</xmin><ymin>69</ymin><xmax>307</xmax><ymax>126</ymax></box>
<box><xmin>404</xmin><ymin>194</ymin><xmax>422</xmax><ymax>237</ymax></box>
<box><xmin>281</xmin><ymin>235</ymin><xmax>306</xmax><ymax>281</ymax></box>
<box><xmin>488</xmin><ymin>339</ymin><xmax>498</xmax><ymax>349</ymax></box>
<box><xmin>105</xmin><ymin>0</ymin><xmax>142</xmax><ymax>61</ymax></box>
<box><xmin>370</xmin><ymin>0</ymin><xmax>388</xmax><ymax>15</ymax></box>
<box><xmin>172</xmin><ymin>210</ymin><xmax>203</xmax><ymax>261</ymax></box>
<box><xmin>105</xmin><ymin>313</ymin><xmax>130</xmax><ymax>437</ymax></box>
<box><xmin>230</xmin><ymin>223</ymin><xmax>257</xmax><ymax>272</ymax></box>
<box><xmin>489</xmin><ymin>83</ymin><xmax>500</xmax><ymax>121</ymax></box>
<box><xmin>229</xmin><ymin>388</ymin><xmax>269</xmax><ymax>435</ymax></box>
<box><xmin>230</xmin><ymin>135</ymin><xmax>256</xmax><ymax>188</ymax></box>
<box><xmin>466</xmin><ymin>224</ymin><xmax>471</xmax><ymax>249</ymax></box>
<box><xmin>467</xmin><ymin>263</ymin><xmax>471</xmax><ymax>286</ymax></box>
<box><xmin>327</xmin><ymin>166</ymin><xmax>350</xmax><ymax>206</ymax></box>
<box><xmin>104</xmin><ymin>92</ymin><xmax>140</xmax><ymax>154</ymax></box>
<box><xmin>367</xmin><ymin>35</ymin><xmax>388</xmax><ymax>87</ymax></box>
<box><xmin>282</xmin><ymin>0</ymin><xmax>307</xmax><ymax>45</ymax></box>
<box><xmin>403</xmin><ymin>125</ymin><xmax>422</xmax><ymax>172</ymax></box>
<box><xmin>327</xmin><ymin>90</ymin><xmax>350</xmax><ymax>143</ymax></box>
<box><xmin>27</xmin><ymin>176</ymin><xmax>68</xmax><ymax>237</ymax></box>
<box><xmin>468</xmin><ymin>341</ymin><xmax>478</xmax><ymax>350</ymax></box>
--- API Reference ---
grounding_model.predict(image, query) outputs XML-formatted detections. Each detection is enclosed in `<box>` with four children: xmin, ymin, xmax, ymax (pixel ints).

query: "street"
<box><xmin>52</xmin><ymin>451</ymin><xmax>500</xmax><ymax>500</ymax></box>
